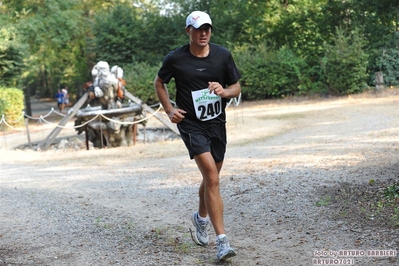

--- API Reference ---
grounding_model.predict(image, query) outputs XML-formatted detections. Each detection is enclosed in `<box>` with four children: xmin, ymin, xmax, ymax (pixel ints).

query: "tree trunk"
<box><xmin>24</xmin><ymin>85</ymin><xmax>32</xmax><ymax>117</ymax></box>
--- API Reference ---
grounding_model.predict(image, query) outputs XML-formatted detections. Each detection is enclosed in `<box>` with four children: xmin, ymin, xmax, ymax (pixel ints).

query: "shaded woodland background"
<box><xmin>1</xmin><ymin>0</ymin><xmax>399</xmax><ymax>105</ymax></box>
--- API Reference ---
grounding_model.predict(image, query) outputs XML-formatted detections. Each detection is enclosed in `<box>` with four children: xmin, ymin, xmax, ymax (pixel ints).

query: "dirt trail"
<box><xmin>1</xmin><ymin>90</ymin><xmax>399</xmax><ymax>265</ymax></box>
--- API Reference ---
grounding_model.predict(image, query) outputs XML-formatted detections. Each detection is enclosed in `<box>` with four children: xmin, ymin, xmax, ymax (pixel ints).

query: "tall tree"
<box><xmin>91</xmin><ymin>2</ymin><xmax>185</xmax><ymax>66</ymax></box>
<box><xmin>2</xmin><ymin>0</ymin><xmax>93</xmax><ymax>96</ymax></box>
<box><xmin>0</xmin><ymin>19</ymin><xmax>24</xmax><ymax>87</ymax></box>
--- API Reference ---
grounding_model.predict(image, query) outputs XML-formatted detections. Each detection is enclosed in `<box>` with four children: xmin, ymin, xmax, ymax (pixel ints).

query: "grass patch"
<box><xmin>148</xmin><ymin>225</ymin><xmax>196</xmax><ymax>254</ymax></box>
<box><xmin>318</xmin><ymin>179</ymin><xmax>399</xmax><ymax>228</ymax></box>
<box><xmin>316</xmin><ymin>195</ymin><xmax>331</xmax><ymax>207</ymax></box>
<box><xmin>377</xmin><ymin>182</ymin><xmax>399</xmax><ymax>226</ymax></box>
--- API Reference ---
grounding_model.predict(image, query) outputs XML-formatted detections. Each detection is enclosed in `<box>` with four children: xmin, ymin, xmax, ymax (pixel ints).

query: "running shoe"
<box><xmin>190</xmin><ymin>211</ymin><xmax>210</xmax><ymax>246</ymax></box>
<box><xmin>216</xmin><ymin>236</ymin><xmax>237</xmax><ymax>260</ymax></box>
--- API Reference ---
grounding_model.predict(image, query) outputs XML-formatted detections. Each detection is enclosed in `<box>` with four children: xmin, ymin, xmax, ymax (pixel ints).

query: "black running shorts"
<box><xmin>177</xmin><ymin>119</ymin><xmax>227</xmax><ymax>163</ymax></box>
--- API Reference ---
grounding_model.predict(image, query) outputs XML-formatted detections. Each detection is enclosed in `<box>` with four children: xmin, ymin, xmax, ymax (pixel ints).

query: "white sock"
<box><xmin>216</xmin><ymin>234</ymin><xmax>226</xmax><ymax>240</ymax></box>
<box><xmin>198</xmin><ymin>213</ymin><xmax>208</xmax><ymax>221</ymax></box>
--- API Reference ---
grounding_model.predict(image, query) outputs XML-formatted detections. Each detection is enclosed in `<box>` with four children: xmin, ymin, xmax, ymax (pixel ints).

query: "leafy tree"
<box><xmin>91</xmin><ymin>4</ymin><xmax>142</xmax><ymax>66</ymax></box>
<box><xmin>0</xmin><ymin>23</ymin><xmax>24</xmax><ymax>87</ymax></box>
<box><xmin>2</xmin><ymin>0</ymin><xmax>399</xmax><ymax>103</ymax></box>
<box><xmin>323</xmin><ymin>27</ymin><xmax>369</xmax><ymax>95</ymax></box>
<box><xmin>372</xmin><ymin>35</ymin><xmax>399</xmax><ymax>87</ymax></box>
<box><xmin>350</xmin><ymin>0</ymin><xmax>399</xmax><ymax>47</ymax></box>
<box><xmin>91</xmin><ymin>3</ymin><xmax>183</xmax><ymax>66</ymax></box>
<box><xmin>2</xmin><ymin>0</ymin><xmax>92</xmax><ymax>97</ymax></box>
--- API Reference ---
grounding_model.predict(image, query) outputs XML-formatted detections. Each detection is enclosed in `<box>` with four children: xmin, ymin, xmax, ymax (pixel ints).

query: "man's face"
<box><xmin>186</xmin><ymin>24</ymin><xmax>212</xmax><ymax>47</ymax></box>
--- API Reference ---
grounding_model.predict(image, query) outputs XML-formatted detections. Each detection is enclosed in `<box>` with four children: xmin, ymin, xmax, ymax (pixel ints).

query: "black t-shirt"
<box><xmin>157</xmin><ymin>43</ymin><xmax>241</xmax><ymax>123</ymax></box>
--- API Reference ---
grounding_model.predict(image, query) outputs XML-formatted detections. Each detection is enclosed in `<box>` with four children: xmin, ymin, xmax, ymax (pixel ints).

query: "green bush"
<box><xmin>372</xmin><ymin>48</ymin><xmax>399</xmax><ymax>87</ymax></box>
<box><xmin>123</xmin><ymin>62</ymin><xmax>176</xmax><ymax>106</ymax></box>
<box><xmin>367</xmin><ymin>32</ymin><xmax>399</xmax><ymax>87</ymax></box>
<box><xmin>234</xmin><ymin>45</ymin><xmax>308</xmax><ymax>100</ymax></box>
<box><xmin>0</xmin><ymin>87</ymin><xmax>24</xmax><ymax>127</ymax></box>
<box><xmin>322</xmin><ymin>27</ymin><xmax>369</xmax><ymax>95</ymax></box>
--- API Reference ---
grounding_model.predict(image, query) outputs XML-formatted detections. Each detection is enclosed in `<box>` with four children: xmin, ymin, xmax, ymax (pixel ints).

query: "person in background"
<box><xmin>153</xmin><ymin>11</ymin><xmax>241</xmax><ymax>261</ymax></box>
<box><xmin>62</xmin><ymin>86</ymin><xmax>70</xmax><ymax>109</ymax></box>
<box><xmin>55</xmin><ymin>89</ymin><xmax>64</xmax><ymax>112</ymax></box>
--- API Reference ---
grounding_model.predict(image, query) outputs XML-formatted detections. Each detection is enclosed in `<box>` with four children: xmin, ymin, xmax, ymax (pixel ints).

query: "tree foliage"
<box><xmin>91</xmin><ymin>3</ymin><xmax>183</xmax><ymax>66</ymax></box>
<box><xmin>0</xmin><ymin>23</ymin><xmax>24</xmax><ymax>87</ymax></box>
<box><xmin>2</xmin><ymin>0</ymin><xmax>92</xmax><ymax>96</ymax></box>
<box><xmin>323</xmin><ymin>27</ymin><xmax>369</xmax><ymax>95</ymax></box>
<box><xmin>1</xmin><ymin>0</ymin><xmax>399</xmax><ymax>102</ymax></box>
<box><xmin>236</xmin><ymin>45</ymin><xmax>308</xmax><ymax>100</ymax></box>
<box><xmin>373</xmin><ymin>45</ymin><xmax>399</xmax><ymax>86</ymax></box>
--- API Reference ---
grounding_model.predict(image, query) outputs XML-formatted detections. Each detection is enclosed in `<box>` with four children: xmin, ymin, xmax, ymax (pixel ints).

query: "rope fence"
<box><xmin>0</xmin><ymin>104</ymin><xmax>162</xmax><ymax>150</ymax></box>
<box><xmin>0</xmin><ymin>96</ymin><xmax>241</xmax><ymax>150</ymax></box>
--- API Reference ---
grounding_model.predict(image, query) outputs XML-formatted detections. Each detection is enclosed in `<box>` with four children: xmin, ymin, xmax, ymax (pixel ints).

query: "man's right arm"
<box><xmin>154</xmin><ymin>75</ymin><xmax>186</xmax><ymax>123</ymax></box>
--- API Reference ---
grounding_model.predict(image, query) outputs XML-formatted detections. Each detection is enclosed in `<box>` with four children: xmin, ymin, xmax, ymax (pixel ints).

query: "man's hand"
<box><xmin>208</xmin><ymin>81</ymin><xmax>241</xmax><ymax>99</ymax></box>
<box><xmin>208</xmin><ymin>82</ymin><xmax>226</xmax><ymax>97</ymax></box>
<box><xmin>167</xmin><ymin>108</ymin><xmax>187</xmax><ymax>124</ymax></box>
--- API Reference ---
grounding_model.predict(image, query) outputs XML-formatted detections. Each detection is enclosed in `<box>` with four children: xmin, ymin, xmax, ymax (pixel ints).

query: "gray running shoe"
<box><xmin>190</xmin><ymin>211</ymin><xmax>210</xmax><ymax>246</ymax></box>
<box><xmin>216</xmin><ymin>236</ymin><xmax>237</xmax><ymax>260</ymax></box>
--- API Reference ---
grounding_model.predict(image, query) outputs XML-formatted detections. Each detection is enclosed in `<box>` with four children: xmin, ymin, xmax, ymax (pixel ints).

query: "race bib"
<box><xmin>191</xmin><ymin>88</ymin><xmax>222</xmax><ymax>121</ymax></box>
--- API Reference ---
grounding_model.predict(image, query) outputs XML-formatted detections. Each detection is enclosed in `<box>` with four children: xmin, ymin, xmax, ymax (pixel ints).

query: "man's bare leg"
<box><xmin>195</xmin><ymin>152</ymin><xmax>225</xmax><ymax>235</ymax></box>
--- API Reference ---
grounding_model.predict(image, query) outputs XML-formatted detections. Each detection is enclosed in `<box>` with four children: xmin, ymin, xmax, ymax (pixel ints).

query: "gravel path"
<box><xmin>1</xmin><ymin>90</ymin><xmax>399</xmax><ymax>265</ymax></box>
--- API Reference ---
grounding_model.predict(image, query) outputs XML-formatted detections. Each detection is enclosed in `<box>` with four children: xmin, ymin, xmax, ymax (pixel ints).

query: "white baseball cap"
<box><xmin>186</xmin><ymin>11</ymin><xmax>212</xmax><ymax>29</ymax></box>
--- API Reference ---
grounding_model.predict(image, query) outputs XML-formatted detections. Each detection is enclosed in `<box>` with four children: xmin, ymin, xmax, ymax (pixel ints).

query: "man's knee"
<box><xmin>205</xmin><ymin>174</ymin><xmax>220</xmax><ymax>188</ymax></box>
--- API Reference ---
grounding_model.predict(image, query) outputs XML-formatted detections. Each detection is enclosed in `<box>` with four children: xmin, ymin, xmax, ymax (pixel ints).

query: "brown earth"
<box><xmin>1</xmin><ymin>90</ymin><xmax>399</xmax><ymax>265</ymax></box>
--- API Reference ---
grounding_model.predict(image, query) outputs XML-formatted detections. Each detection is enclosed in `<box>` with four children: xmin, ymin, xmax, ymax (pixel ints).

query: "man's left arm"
<box><xmin>208</xmin><ymin>81</ymin><xmax>241</xmax><ymax>99</ymax></box>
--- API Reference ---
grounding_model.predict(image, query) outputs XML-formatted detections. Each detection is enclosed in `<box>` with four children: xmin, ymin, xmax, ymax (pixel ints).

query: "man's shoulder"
<box><xmin>209</xmin><ymin>43</ymin><xmax>230</xmax><ymax>53</ymax></box>
<box><xmin>168</xmin><ymin>44</ymin><xmax>190</xmax><ymax>57</ymax></box>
